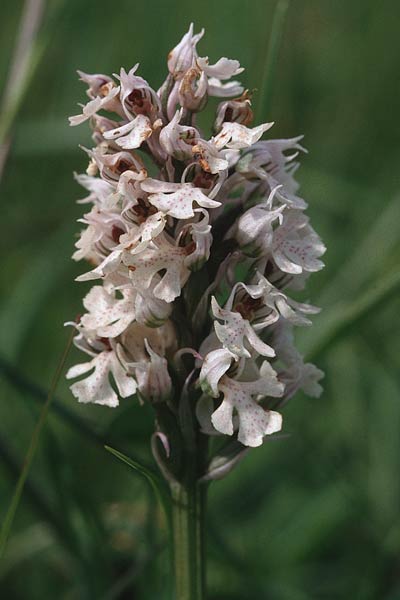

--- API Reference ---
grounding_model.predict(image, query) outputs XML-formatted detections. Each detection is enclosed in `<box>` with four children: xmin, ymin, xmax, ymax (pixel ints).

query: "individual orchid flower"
<box><xmin>207</xmin><ymin>77</ymin><xmax>244</xmax><ymax>98</ymax></box>
<box><xmin>159</xmin><ymin>109</ymin><xmax>199</xmax><ymax>160</ymax></box>
<box><xmin>103</xmin><ymin>114</ymin><xmax>154</xmax><ymax>150</ymax></box>
<box><xmin>211</xmin><ymin>295</ymin><xmax>275</xmax><ymax>359</ymax></box>
<box><xmin>86</xmin><ymin>148</ymin><xmax>147</xmax><ymax>186</ymax></box>
<box><xmin>76</xmin><ymin>211</ymin><xmax>166</xmax><ymax>281</ymax></box>
<box><xmin>231</xmin><ymin>273</ymin><xmax>320</xmax><ymax>328</ymax></box>
<box><xmin>72</xmin><ymin>205</ymin><xmax>127</xmax><ymax>264</ymax></box>
<box><xmin>66</xmin><ymin>334</ymin><xmax>136</xmax><ymax>407</ymax></box>
<box><xmin>73</xmin><ymin>172</ymin><xmax>114</xmax><ymax>205</ymax></box>
<box><xmin>80</xmin><ymin>285</ymin><xmax>136</xmax><ymax>338</ymax></box>
<box><xmin>199</xmin><ymin>349</ymin><xmax>284</xmax><ymax>447</ymax></box>
<box><xmin>214</xmin><ymin>121</ymin><xmax>274</xmax><ymax>150</ymax></box>
<box><xmin>167</xmin><ymin>23</ymin><xmax>204</xmax><ymax>79</ymax></box>
<box><xmin>214</xmin><ymin>92</ymin><xmax>254</xmax><ymax>132</ymax></box>
<box><xmin>178</xmin><ymin>66</ymin><xmax>208</xmax><ymax>111</ymax></box>
<box><xmin>236</xmin><ymin>201</ymin><xmax>285</xmax><ymax>257</ymax></box>
<box><xmin>191</xmin><ymin>139</ymin><xmax>230</xmax><ymax>175</ymax></box>
<box><xmin>116</xmin><ymin>321</ymin><xmax>176</xmax><ymax>402</ymax></box>
<box><xmin>212</xmin><ymin>369</ymin><xmax>283</xmax><ymax>447</ymax></box>
<box><xmin>270</xmin><ymin>210</ymin><xmax>326</xmax><ymax>274</ymax></box>
<box><xmin>272</xmin><ymin>321</ymin><xmax>324</xmax><ymax>401</ymax></box>
<box><xmin>141</xmin><ymin>178</ymin><xmax>221</xmax><ymax>219</ymax></box>
<box><xmin>196</xmin><ymin>56</ymin><xmax>244</xmax><ymax>80</ymax></box>
<box><xmin>118</xmin><ymin>65</ymin><xmax>162</xmax><ymax>120</ymax></box>
<box><xmin>236</xmin><ymin>137</ymin><xmax>308</xmax><ymax>209</ymax></box>
<box><xmin>121</xmin><ymin>234</ymin><xmax>192</xmax><ymax>302</ymax></box>
<box><xmin>69</xmin><ymin>81</ymin><xmax>121</xmax><ymax>126</ymax></box>
<box><xmin>119</xmin><ymin>338</ymin><xmax>173</xmax><ymax>403</ymax></box>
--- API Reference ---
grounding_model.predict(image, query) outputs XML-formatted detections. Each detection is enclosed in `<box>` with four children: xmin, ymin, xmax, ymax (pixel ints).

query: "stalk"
<box><xmin>170</xmin><ymin>478</ymin><xmax>207</xmax><ymax>600</ymax></box>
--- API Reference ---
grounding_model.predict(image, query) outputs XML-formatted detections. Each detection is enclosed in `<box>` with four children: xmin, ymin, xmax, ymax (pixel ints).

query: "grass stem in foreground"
<box><xmin>0</xmin><ymin>330</ymin><xmax>74</xmax><ymax>558</ymax></box>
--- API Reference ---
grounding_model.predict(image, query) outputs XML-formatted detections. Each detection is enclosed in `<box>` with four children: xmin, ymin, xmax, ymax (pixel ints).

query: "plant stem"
<box><xmin>170</xmin><ymin>478</ymin><xmax>207</xmax><ymax>600</ymax></box>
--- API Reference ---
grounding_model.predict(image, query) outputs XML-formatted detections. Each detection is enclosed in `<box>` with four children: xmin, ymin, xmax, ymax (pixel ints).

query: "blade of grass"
<box><xmin>0</xmin><ymin>0</ymin><xmax>66</xmax><ymax>179</ymax></box>
<box><xmin>99</xmin><ymin>542</ymin><xmax>165</xmax><ymax>600</ymax></box>
<box><xmin>317</xmin><ymin>194</ymin><xmax>400</xmax><ymax>306</ymax></box>
<box><xmin>0</xmin><ymin>354</ymin><xmax>104</xmax><ymax>444</ymax></box>
<box><xmin>0</xmin><ymin>523</ymin><xmax>54</xmax><ymax>580</ymax></box>
<box><xmin>301</xmin><ymin>267</ymin><xmax>400</xmax><ymax>361</ymax></box>
<box><xmin>105</xmin><ymin>445</ymin><xmax>170</xmax><ymax>518</ymax></box>
<box><xmin>256</xmin><ymin>0</ymin><xmax>290</xmax><ymax>122</ymax></box>
<box><xmin>0</xmin><ymin>223</ymin><xmax>73</xmax><ymax>362</ymax></box>
<box><xmin>0</xmin><ymin>432</ymin><xmax>69</xmax><ymax>546</ymax></box>
<box><xmin>0</xmin><ymin>0</ymin><xmax>46</xmax><ymax>178</ymax></box>
<box><xmin>0</xmin><ymin>328</ymin><xmax>74</xmax><ymax>558</ymax></box>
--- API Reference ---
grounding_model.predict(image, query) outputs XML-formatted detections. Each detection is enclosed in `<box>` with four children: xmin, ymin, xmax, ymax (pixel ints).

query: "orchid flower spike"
<box><xmin>67</xmin><ymin>24</ymin><xmax>325</xmax><ymax>465</ymax></box>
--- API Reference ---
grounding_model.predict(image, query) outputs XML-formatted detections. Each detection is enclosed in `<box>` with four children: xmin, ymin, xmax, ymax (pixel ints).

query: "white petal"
<box><xmin>69</xmin><ymin>353</ymin><xmax>119</xmax><ymax>407</ymax></box>
<box><xmin>199</xmin><ymin>348</ymin><xmax>234</xmax><ymax>397</ymax></box>
<box><xmin>69</xmin><ymin>86</ymin><xmax>120</xmax><ymax>126</ymax></box>
<box><xmin>211</xmin><ymin>399</ymin><xmax>234</xmax><ymax>436</ymax></box>
<box><xmin>207</xmin><ymin>78</ymin><xmax>244</xmax><ymax>98</ymax></box>
<box><xmin>104</xmin><ymin>114</ymin><xmax>153</xmax><ymax>149</ymax></box>
<box><xmin>214</xmin><ymin>122</ymin><xmax>274</xmax><ymax>150</ymax></box>
<box><xmin>211</xmin><ymin>374</ymin><xmax>283</xmax><ymax>447</ymax></box>
<box><xmin>148</xmin><ymin>185</ymin><xmax>220</xmax><ymax>219</ymax></box>
<box><xmin>110</xmin><ymin>353</ymin><xmax>137</xmax><ymax>397</ymax></box>
<box><xmin>197</xmin><ymin>56</ymin><xmax>243</xmax><ymax>80</ymax></box>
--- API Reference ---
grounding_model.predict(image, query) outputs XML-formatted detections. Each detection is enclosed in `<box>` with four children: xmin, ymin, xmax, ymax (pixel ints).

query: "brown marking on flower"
<box><xmin>116</xmin><ymin>159</ymin><xmax>132</xmax><ymax>173</ymax></box>
<box><xmin>99</xmin><ymin>82</ymin><xmax>114</xmax><ymax>98</ymax></box>
<box><xmin>264</xmin><ymin>260</ymin><xmax>274</xmax><ymax>277</ymax></box>
<box><xmin>179</xmin><ymin>67</ymin><xmax>202</xmax><ymax>100</ymax></box>
<box><xmin>192</xmin><ymin>144</ymin><xmax>212</xmax><ymax>173</ymax></box>
<box><xmin>180</xmin><ymin>129</ymin><xmax>197</xmax><ymax>145</ymax></box>
<box><xmin>184</xmin><ymin>241</ymin><xmax>196</xmax><ymax>255</ymax></box>
<box><xmin>98</xmin><ymin>337</ymin><xmax>112</xmax><ymax>350</ymax></box>
<box><xmin>220</xmin><ymin>90</ymin><xmax>254</xmax><ymax>127</ymax></box>
<box><xmin>111</xmin><ymin>225</ymin><xmax>125</xmax><ymax>244</ymax></box>
<box><xmin>192</xmin><ymin>170</ymin><xmax>215</xmax><ymax>189</ymax></box>
<box><xmin>132</xmin><ymin>198</ymin><xmax>158</xmax><ymax>224</ymax></box>
<box><xmin>128</xmin><ymin>266</ymin><xmax>136</xmax><ymax>272</ymax></box>
<box><xmin>235</xmin><ymin>296</ymin><xmax>263</xmax><ymax>320</ymax></box>
<box><xmin>126</xmin><ymin>89</ymin><xmax>154</xmax><ymax>116</ymax></box>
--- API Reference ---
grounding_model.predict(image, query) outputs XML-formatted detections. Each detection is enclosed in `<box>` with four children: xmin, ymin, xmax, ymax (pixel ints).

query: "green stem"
<box><xmin>170</xmin><ymin>478</ymin><xmax>207</xmax><ymax>600</ymax></box>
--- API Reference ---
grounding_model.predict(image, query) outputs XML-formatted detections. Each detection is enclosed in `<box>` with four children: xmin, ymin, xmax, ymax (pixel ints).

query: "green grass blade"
<box><xmin>105</xmin><ymin>445</ymin><xmax>170</xmax><ymax>517</ymax></box>
<box><xmin>302</xmin><ymin>267</ymin><xmax>400</xmax><ymax>361</ymax></box>
<box><xmin>0</xmin><ymin>224</ymin><xmax>73</xmax><ymax>362</ymax></box>
<box><xmin>0</xmin><ymin>354</ymin><xmax>105</xmax><ymax>444</ymax></box>
<box><xmin>318</xmin><ymin>194</ymin><xmax>400</xmax><ymax>307</ymax></box>
<box><xmin>0</xmin><ymin>0</ymin><xmax>66</xmax><ymax>176</ymax></box>
<box><xmin>256</xmin><ymin>0</ymin><xmax>290</xmax><ymax>122</ymax></box>
<box><xmin>0</xmin><ymin>329</ymin><xmax>74</xmax><ymax>558</ymax></box>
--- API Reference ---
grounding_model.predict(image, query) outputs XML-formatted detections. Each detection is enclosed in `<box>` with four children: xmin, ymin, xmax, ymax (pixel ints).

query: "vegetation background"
<box><xmin>1</xmin><ymin>0</ymin><xmax>399</xmax><ymax>598</ymax></box>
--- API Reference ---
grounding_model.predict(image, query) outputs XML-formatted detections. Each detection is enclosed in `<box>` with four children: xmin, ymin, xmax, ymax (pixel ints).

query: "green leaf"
<box><xmin>0</xmin><ymin>329</ymin><xmax>74</xmax><ymax>558</ymax></box>
<box><xmin>104</xmin><ymin>445</ymin><xmax>170</xmax><ymax>517</ymax></box>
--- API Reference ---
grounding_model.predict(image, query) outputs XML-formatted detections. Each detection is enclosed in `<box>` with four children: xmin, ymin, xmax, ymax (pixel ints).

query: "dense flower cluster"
<box><xmin>67</xmin><ymin>25</ymin><xmax>325</xmax><ymax>448</ymax></box>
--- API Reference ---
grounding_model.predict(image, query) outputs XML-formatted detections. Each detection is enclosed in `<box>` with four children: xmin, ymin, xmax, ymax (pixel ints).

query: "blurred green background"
<box><xmin>1</xmin><ymin>0</ymin><xmax>400</xmax><ymax>598</ymax></box>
